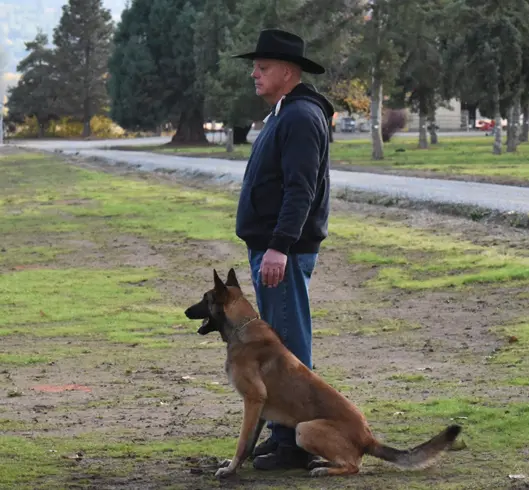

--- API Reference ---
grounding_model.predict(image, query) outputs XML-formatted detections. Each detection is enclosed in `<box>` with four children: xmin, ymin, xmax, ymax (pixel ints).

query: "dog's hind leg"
<box><xmin>296</xmin><ymin>419</ymin><xmax>361</xmax><ymax>477</ymax></box>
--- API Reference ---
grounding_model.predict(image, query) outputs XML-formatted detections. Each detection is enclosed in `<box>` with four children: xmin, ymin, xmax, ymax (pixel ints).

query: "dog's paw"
<box><xmin>307</xmin><ymin>458</ymin><xmax>331</xmax><ymax>471</ymax></box>
<box><xmin>309</xmin><ymin>467</ymin><xmax>329</xmax><ymax>477</ymax></box>
<box><xmin>215</xmin><ymin>466</ymin><xmax>235</xmax><ymax>479</ymax></box>
<box><xmin>218</xmin><ymin>459</ymin><xmax>231</xmax><ymax>468</ymax></box>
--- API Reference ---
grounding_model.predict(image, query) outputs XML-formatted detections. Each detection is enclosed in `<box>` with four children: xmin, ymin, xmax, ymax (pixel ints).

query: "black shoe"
<box><xmin>252</xmin><ymin>436</ymin><xmax>278</xmax><ymax>459</ymax></box>
<box><xmin>253</xmin><ymin>444</ymin><xmax>313</xmax><ymax>471</ymax></box>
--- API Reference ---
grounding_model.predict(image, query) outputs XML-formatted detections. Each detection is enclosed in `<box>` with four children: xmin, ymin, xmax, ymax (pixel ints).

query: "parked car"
<box><xmin>339</xmin><ymin>117</ymin><xmax>356</xmax><ymax>132</ymax></box>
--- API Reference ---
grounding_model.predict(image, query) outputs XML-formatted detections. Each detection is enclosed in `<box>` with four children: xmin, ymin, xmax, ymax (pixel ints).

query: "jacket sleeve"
<box><xmin>268</xmin><ymin>107</ymin><xmax>324</xmax><ymax>254</ymax></box>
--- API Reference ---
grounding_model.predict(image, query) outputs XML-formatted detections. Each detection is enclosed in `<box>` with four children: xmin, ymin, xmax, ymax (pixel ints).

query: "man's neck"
<box><xmin>268</xmin><ymin>81</ymin><xmax>302</xmax><ymax>106</ymax></box>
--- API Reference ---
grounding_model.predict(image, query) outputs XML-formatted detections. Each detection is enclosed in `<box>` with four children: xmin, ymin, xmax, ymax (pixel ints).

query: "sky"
<box><xmin>0</xmin><ymin>0</ymin><xmax>127</xmax><ymax>97</ymax></box>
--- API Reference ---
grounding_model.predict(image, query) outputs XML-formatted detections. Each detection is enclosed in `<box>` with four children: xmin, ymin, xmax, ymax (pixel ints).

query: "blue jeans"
<box><xmin>248</xmin><ymin>249</ymin><xmax>318</xmax><ymax>447</ymax></box>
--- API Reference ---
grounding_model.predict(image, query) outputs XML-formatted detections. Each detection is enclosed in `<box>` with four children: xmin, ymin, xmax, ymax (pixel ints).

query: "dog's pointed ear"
<box><xmin>213</xmin><ymin>269</ymin><xmax>228</xmax><ymax>301</ymax></box>
<box><xmin>226</xmin><ymin>268</ymin><xmax>240</xmax><ymax>288</ymax></box>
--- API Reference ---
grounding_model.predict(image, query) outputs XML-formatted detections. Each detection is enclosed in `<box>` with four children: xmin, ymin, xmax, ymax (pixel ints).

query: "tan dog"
<box><xmin>184</xmin><ymin>269</ymin><xmax>461</xmax><ymax>478</ymax></box>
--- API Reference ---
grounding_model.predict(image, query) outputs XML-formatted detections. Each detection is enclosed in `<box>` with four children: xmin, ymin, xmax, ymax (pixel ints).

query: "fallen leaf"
<box><xmin>61</xmin><ymin>452</ymin><xmax>83</xmax><ymax>462</ymax></box>
<box><xmin>508</xmin><ymin>336</ymin><xmax>519</xmax><ymax>344</ymax></box>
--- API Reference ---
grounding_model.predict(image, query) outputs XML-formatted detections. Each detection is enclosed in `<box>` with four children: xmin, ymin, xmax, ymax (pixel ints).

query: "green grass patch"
<box><xmin>0</xmin><ymin>434</ymin><xmax>236</xmax><ymax>489</ymax></box>
<box><xmin>364</xmin><ymin>397</ymin><xmax>529</xmax><ymax>456</ymax></box>
<box><xmin>388</xmin><ymin>373</ymin><xmax>427</xmax><ymax>383</ymax></box>
<box><xmin>490</xmin><ymin>320</ymin><xmax>529</xmax><ymax>366</ymax></box>
<box><xmin>333</xmin><ymin>136</ymin><xmax>529</xmax><ymax>180</ymax></box>
<box><xmin>329</xmin><ymin>215</ymin><xmax>529</xmax><ymax>290</ymax></box>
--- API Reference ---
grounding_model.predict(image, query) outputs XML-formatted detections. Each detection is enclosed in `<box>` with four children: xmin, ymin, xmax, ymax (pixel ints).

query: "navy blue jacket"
<box><xmin>236</xmin><ymin>83</ymin><xmax>334</xmax><ymax>255</ymax></box>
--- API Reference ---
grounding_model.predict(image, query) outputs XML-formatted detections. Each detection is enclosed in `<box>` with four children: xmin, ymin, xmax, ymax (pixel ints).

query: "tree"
<box><xmin>350</xmin><ymin>0</ymin><xmax>406</xmax><ymax>160</ymax></box>
<box><xmin>107</xmin><ymin>2</ymin><xmax>164</xmax><ymax>132</ymax></box>
<box><xmin>108</xmin><ymin>0</ymin><xmax>211</xmax><ymax>145</ymax></box>
<box><xmin>211</xmin><ymin>0</ymin><xmax>359</xmax><ymax>143</ymax></box>
<box><xmin>390</xmin><ymin>1</ymin><xmax>446</xmax><ymax>149</ymax></box>
<box><xmin>445</xmin><ymin>0</ymin><xmax>526</xmax><ymax>155</ymax></box>
<box><xmin>328</xmin><ymin>78</ymin><xmax>370</xmax><ymax>115</ymax></box>
<box><xmin>53</xmin><ymin>0</ymin><xmax>114</xmax><ymax>138</ymax></box>
<box><xmin>6</xmin><ymin>31</ymin><xmax>60</xmax><ymax>138</ymax></box>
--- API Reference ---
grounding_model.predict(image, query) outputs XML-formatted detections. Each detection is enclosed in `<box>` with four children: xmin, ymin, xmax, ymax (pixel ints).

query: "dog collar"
<box><xmin>231</xmin><ymin>316</ymin><xmax>259</xmax><ymax>337</ymax></box>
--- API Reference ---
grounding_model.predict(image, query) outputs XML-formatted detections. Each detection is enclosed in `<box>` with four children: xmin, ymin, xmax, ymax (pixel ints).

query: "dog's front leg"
<box><xmin>216</xmin><ymin>398</ymin><xmax>264</xmax><ymax>478</ymax></box>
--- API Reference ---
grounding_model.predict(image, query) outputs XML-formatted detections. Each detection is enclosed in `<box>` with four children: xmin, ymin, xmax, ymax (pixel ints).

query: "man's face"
<box><xmin>251</xmin><ymin>59</ymin><xmax>291</xmax><ymax>103</ymax></box>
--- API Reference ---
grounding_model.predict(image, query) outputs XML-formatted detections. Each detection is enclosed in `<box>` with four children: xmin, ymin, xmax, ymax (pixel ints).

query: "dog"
<box><xmin>184</xmin><ymin>268</ymin><xmax>461</xmax><ymax>479</ymax></box>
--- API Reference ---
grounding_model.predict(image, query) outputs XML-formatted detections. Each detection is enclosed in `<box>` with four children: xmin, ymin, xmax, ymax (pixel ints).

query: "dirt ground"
<box><xmin>2</xmin><ymin>150</ymin><xmax>529</xmax><ymax>489</ymax></box>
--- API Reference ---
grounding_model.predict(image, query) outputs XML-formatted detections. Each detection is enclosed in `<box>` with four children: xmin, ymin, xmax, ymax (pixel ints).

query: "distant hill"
<box><xmin>1</xmin><ymin>0</ymin><xmax>126</xmax><ymax>76</ymax></box>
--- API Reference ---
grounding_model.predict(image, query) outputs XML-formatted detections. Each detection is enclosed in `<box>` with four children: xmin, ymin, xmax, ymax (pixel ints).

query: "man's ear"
<box><xmin>213</xmin><ymin>269</ymin><xmax>228</xmax><ymax>302</ymax></box>
<box><xmin>226</xmin><ymin>268</ymin><xmax>240</xmax><ymax>289</ymax></box>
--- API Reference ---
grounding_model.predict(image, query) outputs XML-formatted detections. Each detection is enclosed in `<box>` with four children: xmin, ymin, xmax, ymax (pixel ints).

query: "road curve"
<box><xmin>52</xmin><ymin>148</ymin><xmax>529</xmax><ymax>214</ymax></box>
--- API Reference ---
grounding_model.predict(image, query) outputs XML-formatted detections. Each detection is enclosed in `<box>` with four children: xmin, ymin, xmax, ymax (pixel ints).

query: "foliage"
<box><xmin>329</xmin><ymin>78</ymin><xmax>370</xmax><ymax>115</ymax></box>
<box><xmin>52</xmin><ymin>0</ymin><xmax>114</xmax><ymax>138</ymax></box>
<box><xmin>6</xmin><ymin>31</ymin><xmax>60</xmax><ymax>137</ymax></box>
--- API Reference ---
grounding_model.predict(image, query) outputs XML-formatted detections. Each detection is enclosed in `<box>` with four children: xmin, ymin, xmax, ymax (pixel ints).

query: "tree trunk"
<box><xmin>506</xmin><ymin>101</ymin><xmax>520</xmax><ymax>153</ymax></box>
<box><xmin>233</xmin><ymin>125</ymin><xmax>251</xmax><ymax>145</ymax></box>
<box><xmin>82</xmin><ymin>94</ymin><xmax>91</xmax><ymax>138</ymax></box>
<box><xmin>38</xmin><ymin>123</ymin><xmax>45</xmax><ymax>139</ymax></box>
<box><xmin>428</xmin><ymin>110</ymin><xmax>438</xmax><ymax>145</ymax></box>
<box><xmin>493</xmin><ymin>87</ymin><xmax>502</xmax><ymax>155</ymax></box>
<box><xmin>370</xmin><ymin>75</ymin><xmax>384</xmax><ymax>160</ymax></box>
<box><xmin>520</xmin><ymin>102</ymin><xmax>529</xmax><ymax>143</ymax></box>
<box><xmin>418</xmin><ymin>113</ymin><xmax>428</xmax><ymax>149</ymax></box>
<box><xmin>328</xmin><ymin>119</ymin><xmax>334</xmax><ymax>143</ymax></box>
<box><xmin>170</xmin><ymin>106</ymin><xmax>208</xmax><ymax>145</ymax></box>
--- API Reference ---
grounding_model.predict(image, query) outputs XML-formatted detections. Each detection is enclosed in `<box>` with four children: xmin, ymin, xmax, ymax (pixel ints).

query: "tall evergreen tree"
<box><xmin>108</xmin><ymin>0</ymin><xmax>165</xmax><ymax>132</ymax></box>
<box><xmin>109</xmin><ymin>0</ymin><xmax>210</xmax><ymax>144</ymax></box>
<box><xmin>6</xmin><ymin>31</ymin><xmax>60</xmax><ymax>138</ymax></box>
<box><xmin>53</xmin><ymin>0</ymin><xmax>114</xmax><ymax>138</ymax></box>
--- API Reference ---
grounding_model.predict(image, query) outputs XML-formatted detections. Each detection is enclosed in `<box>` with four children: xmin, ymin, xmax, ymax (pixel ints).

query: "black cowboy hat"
<box><xmin>233</xmin><ymin>28</ymin><xmax>325</xmax><ymax>75</ymax></box>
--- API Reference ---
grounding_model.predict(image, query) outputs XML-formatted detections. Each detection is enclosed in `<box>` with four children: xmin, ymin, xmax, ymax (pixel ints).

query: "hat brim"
<box><xmin>233</xmin><ymin>51</ymin><xmax>325</xmax><ymax>75</ymax></box>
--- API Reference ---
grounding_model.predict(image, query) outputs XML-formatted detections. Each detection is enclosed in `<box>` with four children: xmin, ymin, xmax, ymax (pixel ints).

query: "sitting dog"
<box><xmin>185</xmin><ymin>268</ymin><xmax>461</xmax><ymax>478</ymax></box>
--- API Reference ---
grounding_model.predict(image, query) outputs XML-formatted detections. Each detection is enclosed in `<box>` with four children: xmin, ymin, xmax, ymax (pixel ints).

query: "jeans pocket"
<box><xmin>297</xmin><ymin>253</ymin><xmax>318</xmax><ymax>278</ymax></box>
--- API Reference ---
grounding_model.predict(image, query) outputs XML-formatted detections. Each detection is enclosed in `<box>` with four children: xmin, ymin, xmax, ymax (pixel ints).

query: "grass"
<box><xmin>117</xmin><ymin>136</ymin><xmax>529</xmax><ymax>182</ymax></box>
<box><xmin>0</xmin><ymin>434</ymin><xmax>236</xmax><ymax>489</ymax></box>
<box><xmin>2</xmin><ymin>150</ymin><xmax>529</xmax><ymax>489</ymax></box>
<box><xmin>329</xmin><ymin>216</ymin><xmax>529</xmax><ymax>290</ymax></box>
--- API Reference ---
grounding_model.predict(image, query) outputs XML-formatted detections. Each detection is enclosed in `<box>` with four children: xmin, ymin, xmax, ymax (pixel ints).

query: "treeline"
<box><xmin>6</xmin><ymin>0</ymin><xmax>529</xmax><ymax>157</ymax></box>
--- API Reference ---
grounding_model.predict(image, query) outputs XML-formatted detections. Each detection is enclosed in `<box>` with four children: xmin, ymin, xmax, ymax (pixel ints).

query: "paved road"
<box><xmin>11</xmin><ymin>129</ymin><xmax>483</xmax><ymax>151</ymax></box>
<box><xmin>37</xmin><ymin>148</ymin><xmax>529</xmax><ymax>215</ymax></box>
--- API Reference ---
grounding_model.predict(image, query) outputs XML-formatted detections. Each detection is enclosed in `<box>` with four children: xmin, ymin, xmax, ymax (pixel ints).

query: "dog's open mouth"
<box><xmin>201</xmin><ymin>317</ymin><xmax>210</xmax><ymax>328</ymax></box>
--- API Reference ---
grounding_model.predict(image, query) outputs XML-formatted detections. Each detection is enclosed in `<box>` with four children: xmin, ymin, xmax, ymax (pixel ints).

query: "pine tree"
<box><xmin>108</xmin><ymin>0</ymin><xmax>210</xmax><ymax>144</ymax></box>
<box><xmin>53</xmin><ymin>0</ymin><xmax>114</xmax><ymax>138</ymax></box>
<box><xmin>6</xmin><ymin>31</ymin><xmax>60</xmax><ymax>138</ymax></box>
<box><xmin>107</xmin><ymin>1</ymin><xmax>164</xmax><ymax>132</ymax></box>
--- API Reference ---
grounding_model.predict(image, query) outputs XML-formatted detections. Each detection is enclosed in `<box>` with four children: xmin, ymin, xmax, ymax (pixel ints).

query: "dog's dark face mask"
<box><xmin>184</xmin><ymin>268</ymin><xmax>241</xmax><ymax>340</ymax></box>
<box><xmin>184</xmin><ymin>291</ymin><xmax>225</xmax><ymax>336</ymax></box>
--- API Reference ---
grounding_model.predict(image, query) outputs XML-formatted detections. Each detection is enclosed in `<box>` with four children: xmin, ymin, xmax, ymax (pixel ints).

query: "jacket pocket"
<box><xmin>250</xmin><ymin>179</ymin><xmax>283</xmax><ymax>219</ymax></box>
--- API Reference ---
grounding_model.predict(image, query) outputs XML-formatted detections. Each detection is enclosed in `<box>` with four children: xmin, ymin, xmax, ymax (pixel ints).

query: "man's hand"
<box><xmin>259</xmin><ymin>249</ymin><xmax>287</xmax><ymax>287</ymax></box>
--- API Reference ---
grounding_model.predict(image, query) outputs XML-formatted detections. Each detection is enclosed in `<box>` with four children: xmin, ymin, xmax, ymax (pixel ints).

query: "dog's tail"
<box><xmin>365</xmin><ymin>424</ymin><xmax>461</xmax><ymax>470</ymax></box>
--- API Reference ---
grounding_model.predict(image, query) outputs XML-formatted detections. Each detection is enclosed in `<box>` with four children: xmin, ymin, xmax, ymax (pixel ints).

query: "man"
<box><xmin>234</xmin><ymin>28</ymin><xmax>334</xmax><ymax>471</ymax></box>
